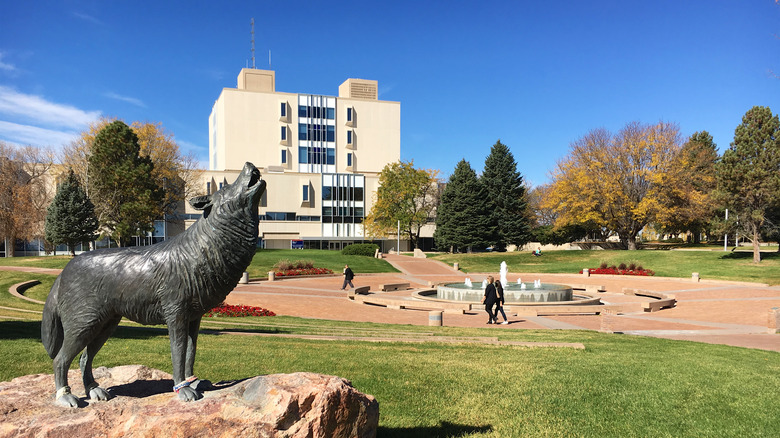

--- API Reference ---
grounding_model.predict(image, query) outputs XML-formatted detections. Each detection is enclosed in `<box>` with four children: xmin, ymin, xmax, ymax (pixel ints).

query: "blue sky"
<box><xmin>2</xmin><ymin>1</ymin><xmax>779</xmax><ymax>186</ymax></box>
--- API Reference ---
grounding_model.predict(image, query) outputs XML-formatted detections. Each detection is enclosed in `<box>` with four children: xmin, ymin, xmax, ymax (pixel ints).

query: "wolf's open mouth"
<box><xmin>248</xmin><ymin>167</ymin><xmax>261</xmax><ymax>188</ymax></box>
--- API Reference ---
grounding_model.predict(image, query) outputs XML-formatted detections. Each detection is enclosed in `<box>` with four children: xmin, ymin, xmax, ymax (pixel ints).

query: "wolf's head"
<box><xmin>188</xmin><ymin>162</ymin><xmax>265</xmax><ymax>222</ymax></box>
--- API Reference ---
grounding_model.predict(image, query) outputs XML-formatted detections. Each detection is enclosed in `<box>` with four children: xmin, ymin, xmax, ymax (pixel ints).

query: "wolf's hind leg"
<box><xmin>54</xmin><ymin>335</ymin><xmax>89</xmax><ymax>407</ymax></box>
<box><xmin>79</xmin><ymin>317</ymin><xmax>121</xmax><ymax>401</ymax></box>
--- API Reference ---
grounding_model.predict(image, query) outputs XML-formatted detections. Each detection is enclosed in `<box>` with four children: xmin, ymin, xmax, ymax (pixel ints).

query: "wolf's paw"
<box><xmin>191</xmin><ymin>379</ymin><xmax>213</xmax><ymax>392</ymax></box>
<box><xmin>176</xmin><ymin>385</ymin><xmax>203</xmax><ymax>402</ymax></box>
<box><xmin>88</xmin><ymin>385</ymin><xmax>111</xmax><ymax>401</ymax></box>
<box><xmin>55</xmin><ymin>386</ymin><xmax>79</xmax><ymax>407</ymax></box>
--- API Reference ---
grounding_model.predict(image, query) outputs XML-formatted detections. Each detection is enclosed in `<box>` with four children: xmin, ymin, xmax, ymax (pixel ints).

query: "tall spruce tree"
<box><xmin>45</xmin><ymin>169</ymin><xmax>99</xmax><ymax>255</ymax></box>
<box><xmin>434</xmin><ymin>159</ymin><xmax>493</xmax><ymax>252</ymax></box>
<box><xmin>88</xmin><ymin>120</ymin><xmax>163</xmax><ymax>246</ymax></box>
<box><xmin>716</xmin><ymin>106</ymin><xmax>780</xmax><ymax>263</ymax></box>
<box><xmin>481</xmin><ymin>140</ymin><xmax>531</xmax><ymax>251</ymax></box>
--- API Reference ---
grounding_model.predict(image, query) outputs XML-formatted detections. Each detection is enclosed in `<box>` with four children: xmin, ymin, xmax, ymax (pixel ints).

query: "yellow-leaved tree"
<box><xmin>363</xmin><ymin>160</ymin><xmax>439</xmax><ymax>250</ymax></box>
<box><xmin>545</xmin><ymin>121</ymin><xmax>682</xmax><ymax>250</ymax></box>
<box><xmin>61</xmin><ymin>118</ymin><xmax>203</xmax><ymax>221</ymax></box>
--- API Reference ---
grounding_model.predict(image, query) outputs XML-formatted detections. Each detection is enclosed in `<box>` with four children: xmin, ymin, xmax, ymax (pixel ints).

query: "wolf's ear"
<box><xmin>189</xmin><ymin>195</ymin><xmax>213</xmax><ymax>218</ymax></box>
<box><xmin>189</xmin><ymin>195</ymin><xmax>212</xmax><ymax>210</ymax></box>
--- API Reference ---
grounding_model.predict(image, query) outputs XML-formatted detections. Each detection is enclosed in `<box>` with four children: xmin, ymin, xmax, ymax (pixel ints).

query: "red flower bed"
<box><xmin>579</xmin><ymin>268</ymin><xmax>655</xmax><ymax>276</ymax></box>
<box><xmin>274</xmin><ymin>267</ymin><xmax>334</xmax><ymax>277</ymax></box>
<box><xmin>204</xmin><ymin>304</ymin><xmax>275</xmax><ymax>317</ymax></box>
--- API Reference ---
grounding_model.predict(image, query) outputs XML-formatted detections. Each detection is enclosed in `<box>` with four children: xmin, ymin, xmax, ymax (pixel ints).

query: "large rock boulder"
<box><xmin>0</xmin><ymin>365</ymin><xmax>378</xmax><ymax>438</ymax></box>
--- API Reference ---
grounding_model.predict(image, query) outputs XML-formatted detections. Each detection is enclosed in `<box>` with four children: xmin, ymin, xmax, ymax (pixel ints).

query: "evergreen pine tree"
<box><xmin>45</xmin><ymin>169</ymin><xmax>99</xmax><ymax>255</ymax></box>
<box><xmin>716</xmin><ymin>106</ymin><xmax>780</xmax><ymax>263</ymax></box>
<box><xmin>88</xmin><ymin>120</ymin><xmax>163</xmax><ymax>246</ymax></box>
<box><xmin>434</xmin><ymin>159</ymin><xmax>493</xmax><ymax>252</ymax></box>
<box><xmin>481</xmin><ymin>140</ymin><xmax>531</xmax><ymax>251</ymax></box>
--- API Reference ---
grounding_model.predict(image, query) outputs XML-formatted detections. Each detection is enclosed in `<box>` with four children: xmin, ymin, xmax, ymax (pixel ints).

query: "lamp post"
<box><xmin>724</xmin><ymin>209</ymin><xmax>728</xmax><ymax>252</ymax></box>
<box><xmin>397</xmin><ymin>220</ymin><xmax>400</xmax><ymax>255</ymax></box>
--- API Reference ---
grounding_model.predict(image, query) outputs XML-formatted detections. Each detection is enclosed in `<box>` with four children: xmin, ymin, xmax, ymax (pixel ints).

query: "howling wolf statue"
<box><xmin>41</xmin><ymin>162</ymin><xmax>266</xmax><ymax>407</ymax></box>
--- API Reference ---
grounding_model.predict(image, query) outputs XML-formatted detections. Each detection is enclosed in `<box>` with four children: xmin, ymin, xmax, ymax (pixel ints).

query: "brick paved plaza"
<box><xmin>226</xmin><ymin>254</ymin><xmax>780</xmax><ymax>352</ymax></box>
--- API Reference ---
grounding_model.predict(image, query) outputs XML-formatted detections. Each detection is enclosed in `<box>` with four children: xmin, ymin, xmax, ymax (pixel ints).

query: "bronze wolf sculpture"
<box><xmin>42</xmin><ymin>162</ymin><xmax>265</xmax><ymax>407</ymax></box>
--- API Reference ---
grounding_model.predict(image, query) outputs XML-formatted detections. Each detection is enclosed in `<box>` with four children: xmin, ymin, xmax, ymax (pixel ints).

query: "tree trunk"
<box><xmin>627</xmin><ymin>237</ymin><xmax>638</xmax><ymax>250</ymax></box>
<box><xmin>753</xmin><ymin>228</ymin><xmax>761</xmax><ymax>263</ymax></box>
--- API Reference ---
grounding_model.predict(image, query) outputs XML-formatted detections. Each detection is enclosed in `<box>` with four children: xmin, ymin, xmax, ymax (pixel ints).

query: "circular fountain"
<box><xmin>413</xmin><ymin>261</ymin><xmax>601</xmax><ymax>306</ymax></box>
<box><xmin>434</xmin><ymin>281</ymin><xmax>574</xmax><ymax>303</ymax></box>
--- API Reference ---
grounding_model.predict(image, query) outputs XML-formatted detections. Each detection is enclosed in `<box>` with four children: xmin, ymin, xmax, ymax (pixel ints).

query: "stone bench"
<box><xmin>641</xmin><ymin>299</ymin><xmax>676</xmax><ymax>312</ymax></box>
<box><xmin>347</xmin><ymin>286</ymin><xmax>371</xmax><ymax>300</ymax></box>
<box><xmin>360</xmin><ymin>296</ymin><xmax>469</xmax><ymax>314</ymax></box>
<box><xmin>571</xmin><ymin>284</ymin><xmax>606</xmax><ymax>294</ymax></box>
<box><xmin>499</xmin><ymin>305</ymin><xmax>609</xmax><ymax>317</ymax></box>
<box><xmin>622</xmin><ymin>288</ymin><xmax>677</xmax><ymax>312</ymax></box>
<box><xmin>380</xmin><ymin>283</ymin><xmax>410</xmax><ymax>292</ymax></box>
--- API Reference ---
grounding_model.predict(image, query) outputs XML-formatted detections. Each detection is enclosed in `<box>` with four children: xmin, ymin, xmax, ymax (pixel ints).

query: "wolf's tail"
<box><xmin>41</xmin><ymin>276</ymin><xmax>63</xmax><ymax>359</ymax></box>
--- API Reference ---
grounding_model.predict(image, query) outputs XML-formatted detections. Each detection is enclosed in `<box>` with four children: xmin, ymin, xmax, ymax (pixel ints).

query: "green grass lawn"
<box><xmin>4</xmin><ymin>247</ymin><xmax>777</xmax><ymax>284</ymax></box>
<box><xmin>1</xmin><ymin>317</ymin><xmax>777</xmax><ymax>437</ymax></box>
<box><xmin>0</xmin><ymin>249</ymin><xmax>398</xmax><ymax>279</ymax></box>
<box><xmin>243</xmin><ymin>249</ymin><xmax>398</xmax><ymax>278</ymax></box>
<box><xmin>430</xmin><ymin>249</ymin><xmax>780</xmax><ymax>285</ymax></box>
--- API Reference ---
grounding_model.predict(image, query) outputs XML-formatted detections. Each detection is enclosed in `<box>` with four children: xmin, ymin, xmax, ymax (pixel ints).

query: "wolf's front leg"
<box><xmin>185</xmin><ymin>318</ymin><xmax>212</xmax><ymax>392</ymax></box>
<box><xmin>168</xmin><ymin>319</ymin><xmax>202</xmax><ymax>401</ymax></box>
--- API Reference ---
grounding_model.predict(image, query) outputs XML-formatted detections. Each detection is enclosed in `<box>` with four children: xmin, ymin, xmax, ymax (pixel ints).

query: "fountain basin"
<box><xmin>434</xmin><ymin>282</ymin><xmax>573</xmax><ymax>303</ymax></box>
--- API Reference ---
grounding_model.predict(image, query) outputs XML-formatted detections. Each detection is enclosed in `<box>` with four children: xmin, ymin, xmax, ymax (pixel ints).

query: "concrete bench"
<box><xmin>641</xmin><ymin>299</ymin><xmax>676</xmax><ymax>312</ymax></box>
<box><xmin>380</xmin><ymin>282</ymin><xmax>410</xmax><ymax>292</ymax></box>
<box><xmin>361</xmin><ymin>296</ymin><xmax>469</xmax><ymax>314</ymax></box>
<box><xmin>623</xmin><ymin>288</ymin><xmax>677</xmax><ymax>312</ymax></box>
<box><xmin>571</xmin><ymin>284</ymin><xmax>606</xmax><ymax>294</ymax></box>
<box><xmin>347</xmin><ymin>286</ymin><xmax>371</xmax><ymax>300</ymax></box>
<box><xmin>502</xmin><ymin>305</ymin><xmax>609</xmax><ymax>317</ymax></box>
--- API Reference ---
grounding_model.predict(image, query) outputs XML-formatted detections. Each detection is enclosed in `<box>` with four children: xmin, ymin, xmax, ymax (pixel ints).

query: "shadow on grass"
<box><xmin>378</xmin><ymin>421</ymin><xmax>492</xmax><ymax>438</ymax></box>
<box><xmin>202</xmin><ymin>327</ymin><xmax>285</xmax><ymax>336</ymax></box>
<box><xmin>720</xmin><ymin>251</ymin><xmax>780</xmax><ymax>261</ymax></box>
<box><xmin>0</xmin><ymin>321</ymin><xmax>172</xmax><ymax>341</ymax></box>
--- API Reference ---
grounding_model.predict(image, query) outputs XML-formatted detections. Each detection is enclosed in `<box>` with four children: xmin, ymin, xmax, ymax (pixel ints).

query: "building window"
<box><xmin>347</xmin><ymin>130</ymin><xmax>353</xmax><ymax>144</ymax></box>
<box><xmin>298</xmin><ymin>124</ymin><xmax>335</xmax><ymax>142</ymax></box>
<box><xmin>347</xmin><ymin>153</ymin><xmax>353</xmax><ymax>167</ymax></box>
<box><xmin>281</xmin><ymin>126</ymin><xmax>287</xmax><ymax>141</ymax></box>
<box><xmin>280</xmin><ymin>102</ymin><xmax>287</xmax><ymax>118</ymax></box>
<box><xmin>281</xmin><ymin>150</ymin><xmax>287</xmax><ymax>164</ymax></box>
<box><xmin>298</xmin><ymin>146</ymin><xmax>335</xmax><ymax>165</ymax></box>
<box><xmin>302</xmin><ymin>185</ymin><xmax>309</xmax><ymax>202</ymax></box>
<box><xmin>298</xmin><ymin>105</ymin><xmax>335</xmax><ymax>120</ymax></box>
<box><xmin>347</xmin><ymin>107</ymin><xmax>353</xmax><ymax>122</ymax></box>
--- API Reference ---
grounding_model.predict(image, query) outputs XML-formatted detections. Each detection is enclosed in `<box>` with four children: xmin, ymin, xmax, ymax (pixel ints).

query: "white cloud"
<box><xmin>103</xmin><ymin>91</ymin><xmax>146</xmax><ymax>108</ymax></box>
<box><xmin>0</xmin><ymin>53</ymin><xmax>16</xmax><ymax>72</ymax></box>
<box><xmin>0</xmin><ymin>86</ymin><xmax>100</xmax><ymax>130</ymax></box>
<box><xmin>72</xmin><ymin>12</ymin><xmax>104</xmax><ymax>26</ymax></box>
<box><xmin>0</xmin><ymin>120</ymin><xmax>80</xmax><ymax>148</ymax></box>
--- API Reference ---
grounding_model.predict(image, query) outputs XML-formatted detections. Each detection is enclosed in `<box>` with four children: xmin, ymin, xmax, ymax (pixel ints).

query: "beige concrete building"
<box><xmin>199</xmin><ymin>68</ymin><xmax>401</xmax><ymax>250</ymax></box>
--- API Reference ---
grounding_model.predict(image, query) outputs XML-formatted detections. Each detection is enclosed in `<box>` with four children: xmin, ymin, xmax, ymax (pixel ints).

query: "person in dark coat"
<box><xmin>341</xmin><ymin>264</ymin><xmax>355</xmax><ymax>290</ymax></box>
<box><xmin>494</xmin><ymin>279</ymin><xmax>509</xmax><ymax>324</ymax></box>
<box><xmin>481</xmin><ymin>276</ymin><xmax>498</xmax><ymax>324</ymax></box>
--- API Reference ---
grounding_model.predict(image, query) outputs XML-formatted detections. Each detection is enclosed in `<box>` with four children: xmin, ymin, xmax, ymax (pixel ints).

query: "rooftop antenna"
<box><xmin>250</xmin><ymin>18</ymin><xmax>256</xmax><ymax>69</ymax></box>
<box><xmin>269</xmin><ymin>50</ymin><xmax>272</xmax><ymax>69</ymax></box>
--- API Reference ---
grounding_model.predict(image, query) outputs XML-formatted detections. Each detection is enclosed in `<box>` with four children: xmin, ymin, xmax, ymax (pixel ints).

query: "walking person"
<box><xmin>481</xmin><ymin>276</ymin><xmax>498</xmax><ymax>324</ymax></box>
<box><xmin>494</xmin><ymin>279</ymin><xmax>509</xmax><ymax>324</ymax></box>
<box><xmin>341</xmin><ymin>264</ymin><xmax>355</xmax><ymax>290</ymax></box>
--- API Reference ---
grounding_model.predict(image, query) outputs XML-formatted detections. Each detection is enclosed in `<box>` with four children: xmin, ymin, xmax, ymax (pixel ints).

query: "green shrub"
<box><xmin>273</xmin><ymin>259</ymin><xmax>292</xmax><ymax>271</ymax></box>
<box><xmin>341</xmin><ymin>243</ymin><xmax>379</xmax><ymax>257</ymax></box>
<box><xmin>274</xmin><ymin>259</ymin><xmax>314</xmax><ymax>270</ymax></box>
